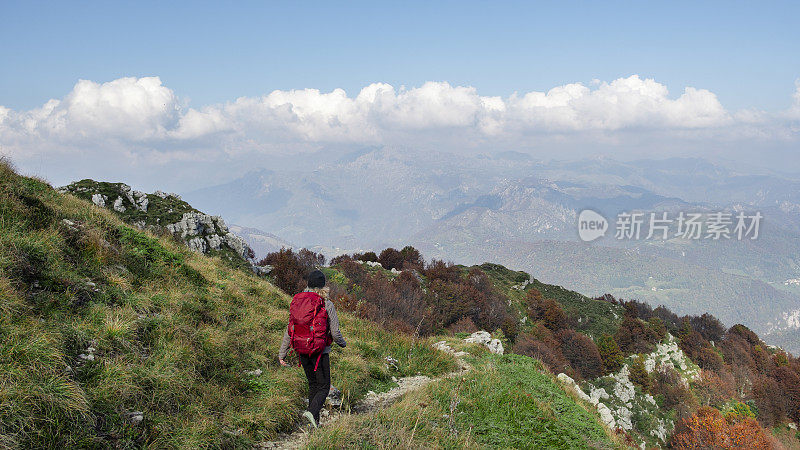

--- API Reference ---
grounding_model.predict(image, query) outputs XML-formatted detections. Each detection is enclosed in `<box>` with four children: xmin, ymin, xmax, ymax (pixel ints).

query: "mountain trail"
<box><xmin>255</xmin><ymin>343</ymin><xmax>470</xmax><ymax>450</ymax></box>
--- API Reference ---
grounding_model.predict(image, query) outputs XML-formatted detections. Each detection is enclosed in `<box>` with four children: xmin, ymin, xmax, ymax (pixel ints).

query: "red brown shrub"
<box><xmin>514</xmin><ymin>332</ymin><xmax>570</xmax><ymax>375</ymax></box>
<box><xmin>556</xmin><ymin>329</ymin><xmax>603</xmax><ymax>380</ymax></box>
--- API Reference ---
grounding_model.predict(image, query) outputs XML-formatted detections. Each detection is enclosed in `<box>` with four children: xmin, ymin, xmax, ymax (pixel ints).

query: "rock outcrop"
<box><xmin>60</xmin><ymin>179</ymin><xmax>262</xmax><ymax>272</ymax></box>
<box><xmin>464</xmin><ymin>331</ymin><xmax>504</xmax><ymax>354</ymax></box>
<box><xmin>556</xmin><ymin>333</ymin><xmax>697</xmax><ymax>447</ymax></box>
<box><xmin>165</xmin><ymin>212</ymin><xmax>253</xmax><ymax>261</ymax></box>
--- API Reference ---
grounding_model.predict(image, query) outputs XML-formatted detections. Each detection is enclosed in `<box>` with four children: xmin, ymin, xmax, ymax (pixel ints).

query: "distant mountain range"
<box><xmin>181</xmin><ymin>148</ymin><xmax>800</xmax><ymax>352</ymax></box>
<box><xmin>227</xmin><ymin>224</ymin><xmax>294</xmax><ymax>260</ymax></box>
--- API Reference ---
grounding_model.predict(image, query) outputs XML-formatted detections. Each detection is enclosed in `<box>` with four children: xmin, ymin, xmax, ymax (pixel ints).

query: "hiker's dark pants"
<box><xmin>299</xmin><ymin>352</ymin><xmax>330</xmax><ymax>423</ymax></box>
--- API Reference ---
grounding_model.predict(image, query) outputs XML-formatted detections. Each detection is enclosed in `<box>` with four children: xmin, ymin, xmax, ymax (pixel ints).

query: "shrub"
<box><xmin>671</xmin><ymin>406</ymin><xmax>770</xmax><ymax>449</ymax></box>
<box><xmin>651</xmin><ymin>365</ymin><xmax>692</xmax><ymax>411</ymax></box>
<box><xmin>557</xmin><ymin>329</ymin><xmax>603</xmax><ymax>380</ymax></box>
<box><xmin>356</xmin><ymin>251</ymin><xmax>378</xmax><ymax>262</ymax></box>
<box><xmin>647</xmin><ymin>317</ymin><xmax>667</xmax><ymax>341</ymax></box>
<box><xmin>330</xmin><ymin>253</ymin><xmax>354</xmax><ymax>265</ymax></box>
<box><xmin>423</xmin><ymin>259</ymin><xmax>461</xmax><ymax>283</ymax></box>
<box><xmin>596</xmin><ymin>334</ymin><xmax>624</xmax><ymax>374</ymax></box>
<box><xmin>693</xmin><ymin>370</ymin><xmax>732</xmax><ymax>408</ymax></box>
<box><xmin>724</xmin><ymin>402</ymin><xmax>756</xmax><ymax>422</ymax></box>
<box><xmin>513</xmin><ymin>332</ymin><xmax>570</xmax><ymax>375</ymax></box>
<box><xmin>628</xmin><ymin>357</ymin><xmax>651</xmax><ymax>392</ymax></box>
<box><xmin>338</xmin><ymin>259</ymin><xmax>368</xmax><ymax>286</ymax></box>
<box><xmin>258</xmin><ymin>247</ymin><xmax>324</xmax><ymax>295</ymax></box>
<box><xmin>448</xmin><ymin>316</ymin><xmax>479</xmax><ymax>334</ymax></box>
<box><xmin>615</xmin><ymin>315</ymin><xmax>659</xmax><ymax>355</ymax></box>
<box><xmin>465</xmin><ymin>268</ymin><xmax>513</xmax><ymax>335</ymax></box>
<box><xmin>652</xmin><ymin>305</ymin><xmax>681</xmax><ymax>333</ymax></box>
<box><xmin>377</xmin><ymin>248</ymin><xmax>404</xmax><ymax>270</ymax></box>
<box><xmin>623</xmin><ymin>299</ymin><xmax>653</xmax><ymax>320</ymax></box>
<box><xmin>525</xmin><ymin>289</ymin><xmax>568</xmax><ymax>332</ymax></box>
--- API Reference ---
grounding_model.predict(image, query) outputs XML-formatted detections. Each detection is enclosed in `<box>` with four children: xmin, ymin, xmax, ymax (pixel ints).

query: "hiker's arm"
<box><xmin>326</xmin><ymin>300</ymin><xmax>347</xmax><ymax>348</ymax></box>
<box><xmin>278</xmin><ymin>328</ymin><xmax>291</xmax><ymax>363</ymax></box>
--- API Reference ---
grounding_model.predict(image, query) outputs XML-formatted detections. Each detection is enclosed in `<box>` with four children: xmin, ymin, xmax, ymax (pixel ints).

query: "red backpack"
<box><xmin>288</xmin><ymin>291</ymin><xmax>332</xmax><ymax>370</ymax></box>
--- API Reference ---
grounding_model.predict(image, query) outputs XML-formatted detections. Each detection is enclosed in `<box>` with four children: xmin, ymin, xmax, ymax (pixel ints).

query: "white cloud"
<box><xmin>6</xmin><ymin>77</ymin><xmax>178</xmax><ymax>144</ymax></box>
<box><xmin>0</xmin><ymin>75</ymin><xmax>797</xmax><ymax>164</ymax></box>
<box><xmin>505</xmin><ymin>76</ymin><xmax>730</xmax><ymax>132</ymax></box>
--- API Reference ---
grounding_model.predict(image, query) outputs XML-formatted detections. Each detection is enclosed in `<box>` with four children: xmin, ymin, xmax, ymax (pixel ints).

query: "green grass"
<box><xmin>61</xmin><ymin>179</ymin><xmax>197</xmax><ymax>226</ymax></box>
<box><xmin>307</xmin><ymin>353</ymin><xmax>617</xmax><ymax>449</ymax></box>
<box><xmin>474</xmin><ymin>262</ymin><xmax>624</xmax><ymax>339</ymax></box>
<box><xmin>527</xmin><ymin>277</ymin><xmax>624</xmax><ymax>339</ymax></box>
<box><xmin>0</xmin><ymin>162</ymin><xmax>456</xmax><ymax>448</ymax></box>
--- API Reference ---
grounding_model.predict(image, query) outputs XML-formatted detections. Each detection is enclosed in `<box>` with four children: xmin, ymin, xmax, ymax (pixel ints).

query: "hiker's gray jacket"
<box><xmin>278</xmin><ymin>296</ymin><xmax>346</xmax><ymax>360</ymax></box>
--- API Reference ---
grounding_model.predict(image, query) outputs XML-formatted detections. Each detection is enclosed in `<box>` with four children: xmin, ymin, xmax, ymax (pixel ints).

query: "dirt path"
<box><xmin>255</xmin><ymin>342</ymin><xmax>470</xmax><ymax>450</ymax></box>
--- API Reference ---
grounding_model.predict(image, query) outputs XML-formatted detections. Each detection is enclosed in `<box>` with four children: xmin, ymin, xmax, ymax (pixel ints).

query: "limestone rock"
<box><xmin>464</xmin><ymin>331</ymin><xmax>504</xmax><ymax>354</ymax></box>
<box><xmin>166</xmin><ymin>212</ymin><xmax>215</xmax><ymax>238</ymax></box>
<box><xmin>590</xmin><ymin>387</ymin><xmax>610</xmax><ymax>404</ymax></box>
<box><xmin>187</xmin><ymin>237</ymin><xmax>207</xmax><ymax>253</ymax></box>
<box><xmin>223</xmin><ymin>233</ymin><xmax>249</xmax><ymax>258</ymax></box>
<box><xmin>91</xmin><ymin>193</ymin><xmax>106</xmax><ymax>207</ymax></box>
<box><xmin>206</xmin><ymin>234</ymin><xmax>224</xmax><ymax>251</ymax></box>
<box><xmin>596</xmin><ymin>403</ymin><xmax>616</xmax><ymax>429</ymax></box>
<box><xmin>113</xmin><ymin>197</ymin><xmax>126</xmax><ymax>213</ymax></box>
<box><xmin>253</xmin><ymin>265</ymin><xmax>273</xmax><ymax>276</ymax></box>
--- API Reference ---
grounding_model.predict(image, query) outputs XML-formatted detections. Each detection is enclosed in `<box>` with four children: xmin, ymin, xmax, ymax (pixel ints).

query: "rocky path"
<box><xmin>256</xmin><ymin>341</ymin><xmax>471</xmax><ymax>450</ymax></box>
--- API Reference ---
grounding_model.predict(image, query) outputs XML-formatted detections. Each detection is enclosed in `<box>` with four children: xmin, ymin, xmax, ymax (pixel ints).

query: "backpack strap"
<box><xmin>314</xmin><ymin>351</ymin><xmax>323</xmax><ymax>371</ymax></box>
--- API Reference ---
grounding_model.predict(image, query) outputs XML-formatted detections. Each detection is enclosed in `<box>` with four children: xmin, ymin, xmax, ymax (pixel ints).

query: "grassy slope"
<box><xmin>308</xmin><ymin>352</ymin><xmax>617</xmax><ymax>449</ymax></box>
<box><xmin>62</xmin><ymin>179</ymin><xmax>255</xmax><ymax>272</ymax></box>
<box><xmin>476</xmin><ymin>263</ymin><xmax>624</xmax><ymax>339</ymax></box>
<box><xmin>0</xmin><ymin>163</ymin><xmax>455</xmax><ymax>448</ymax></box>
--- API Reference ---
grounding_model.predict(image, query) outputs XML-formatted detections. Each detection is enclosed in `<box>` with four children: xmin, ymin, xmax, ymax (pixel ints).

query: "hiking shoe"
<box><xmin>302</xmin><ymin>411</ymin><xmax>318</xmax><ymax>428</ymax></box>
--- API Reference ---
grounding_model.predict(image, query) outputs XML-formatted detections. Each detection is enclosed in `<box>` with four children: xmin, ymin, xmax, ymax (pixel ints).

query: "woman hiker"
<box><xmin>278</xmin><ymin>270</ymin><xmax>346</xmax><ymax>428</ymax></box>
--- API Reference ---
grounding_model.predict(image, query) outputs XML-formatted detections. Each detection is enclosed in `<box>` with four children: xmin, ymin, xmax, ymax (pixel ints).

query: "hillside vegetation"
<box><xmin>60</xmin><ymin>179</ymin><xmax>257</xmax><ymax>272</ymax></box>
<box><xmin>270</xmin><ymin>247</ymin><xmax>800</xmax><ymax>448</ymax></box>
<box><xmin>5</xmin><ymin>159</ymin><xmax>800</xmax><ymax>449</ymax></box>
<box><xmin>308</xmin><ymin>352</ymin><xmax>617</xmax><ymax>449</ymax></box>
<box><xmin>0</xmin><ymin>161</ymin><xmax>455</xmax><ymax>448</ymax></box>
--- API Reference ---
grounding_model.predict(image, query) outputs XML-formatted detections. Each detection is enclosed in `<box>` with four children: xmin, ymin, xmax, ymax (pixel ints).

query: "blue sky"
<box><xmin>1</xmin><ymin>1</ymin><xmax>799</xmax><ymax>189</ymax></box>
<box><xmin>2</xmin><ymin>0</ymin><xmax>798</xmax><ymax>111</ymax></box>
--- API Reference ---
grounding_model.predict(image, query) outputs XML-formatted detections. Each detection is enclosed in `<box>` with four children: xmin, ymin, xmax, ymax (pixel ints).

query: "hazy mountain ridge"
<box><xmin>228</xmin><ymin>224</ymin><xmax>294</xmax><ymax>260</ymax></box>
<box><xmin>179</xmin><ymin>148</ymin><xmax>800</xmax><ymax>352</ymax></box>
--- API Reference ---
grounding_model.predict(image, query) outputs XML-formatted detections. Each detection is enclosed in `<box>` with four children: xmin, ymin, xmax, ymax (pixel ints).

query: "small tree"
<box><xmin>357</xmin><ymin>251</ymin><xmax>379</xmax><ymax>262</ymax></box>
<box><xmin>329</xmin><ymin>253</ymin><xmax>353</xmax><ymax>266</ymax></box>
<box><xmin>378</xmin><ymin>248</ymin><xmax>404</xmax><ymax>270</ymax></box>
<box><xmin>423</xmin><ymin>259</ymin><xmax>461</xmax><ymax>283</ymax></box>
<box><xmin>258</xmin><ymin>248</ymin><xmax>317</xmax><ymax>295</ymax></box>
<box><xmin>513</xmin><ymin>332</ymin><xmax>570</xmax><ymax>375</ymax></box>
<box><xmin>628</xmin><ymin>356</ymin><xmax>651</xmax><ymax>392</ymax></box>
<box><xmin>651</xmin><ymin>365</ymin><xmax>693</xmax><ymax>412</ymax></box>
<box><xmin>615</xmin><ymin>315</ymin><xmax>659</xmax><ymax>355</ymax></box>
<box><xmin>597</xmin><ymin>334</ymin><xmax>624</xmax><ymax>374</ymax></box>
<box><xmin>690</xmin><ymin>313</ymin><xmax>726</xmax><ymax>343</ymax></box>
<box><xmin>399</xmin><ymin>245</ymin><xmax>424</xmax><ymax>270</ymax></box>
